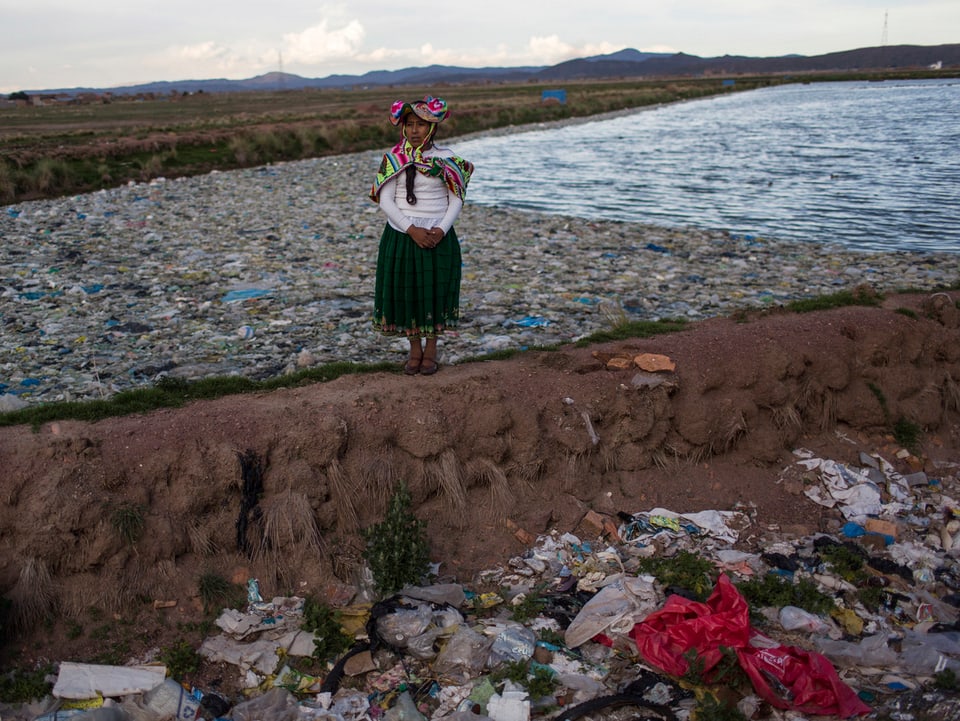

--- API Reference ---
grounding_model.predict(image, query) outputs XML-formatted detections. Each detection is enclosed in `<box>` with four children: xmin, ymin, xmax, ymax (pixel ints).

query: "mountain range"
<box><xmin>36</xmin><ymin>43</ymin><xmax>959</xmax><ymax>96</ymax></box>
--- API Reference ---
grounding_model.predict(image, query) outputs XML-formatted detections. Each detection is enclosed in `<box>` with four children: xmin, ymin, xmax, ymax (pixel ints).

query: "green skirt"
<box><xmin>373</xmin><ymin>224</ymin><xmax>462</xmax><ymax>338</ymax></box>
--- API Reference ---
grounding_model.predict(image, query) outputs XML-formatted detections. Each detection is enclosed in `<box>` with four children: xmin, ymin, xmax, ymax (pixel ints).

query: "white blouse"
<box><xmin>377</xmin><ymin>146</ymin><xmax>464</xmax><ymax>234</ymax></box>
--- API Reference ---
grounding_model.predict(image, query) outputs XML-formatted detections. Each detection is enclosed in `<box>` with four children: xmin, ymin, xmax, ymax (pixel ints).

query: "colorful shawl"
<box><xmin>369</xmin><ymin>139</ymin><xmax>474</xmax><ymax>203</ymax></box>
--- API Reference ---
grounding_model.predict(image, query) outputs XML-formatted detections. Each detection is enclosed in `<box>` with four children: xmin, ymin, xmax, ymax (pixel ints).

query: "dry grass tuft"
<box><xmin>425</xmin><ymin>449</ymin><xmax>467</xmax><ymax>515</ymax></box>
<box><xmin>772</xmin><ymin>404</ymin><xmax>803</xmax><ymax>433</ymax></box>
<box><xmin>652</xmin><ymin>442</ymin><xmax>708</xmax><ymax>470</ymax></box>
<box><xmin>561</xmin><ymin>450</ymin><xmax>591</xmax><ymax>492</ymax></box>
<box><xmin>257</xmin><ymin>490</ymin><xmax>323</xmax><ymax>558</ymax></box>
<box><xmin>944</xmin><ymin>374</ymin><xmax>960</xmax><ymax>413</ymax></box>
<box><xmin>330</xmin><ymin>537</ymin><xmax>365</xmax><ymax>582</ymax></box>
<box><xmin>188</xmin><ymin>520</ymin><xmax>219</xmax><ymax>557</ymax></box>
<box><xmin>597</xmin><ymin>299</ymin><xmax>629</xmax><ymax>328</ymax></box>
<box><xmin>796</xmin><ymin>379</ymin><xmax>837</xmax><ymax>431</ymax></box>
<box><xmin>255</xmin><ymin>489</ymin><xmax>325</xmax><ymax>588</ymax></box>
<box><xmin>100</xmin><ymin>469</ymin><xmax>127</xmax><ymax>491</ymax></box>
<box><xmin>360</xmin><ymin>454</ymin><xmax>400</xmax><ymax>511</ymax></box>
<box><xmin>326</xmin><ymin>459</ymin><xmax>359</xmax><ymax>533</ymax></box>
<box><xmin>155</xmin><ymin>558</ymin><xmax>177</xmax><ymax>581</ymax></box>
<box><xmin>465</xmin><ymin>457</ymin><xmax>514</xmax><ymax>522</ymax></box>
<box><xmin>506</xmin><ymin>456</ymin><xmax>543</xmax><ymax>488</ymax></box>
<box><xmin>8</xmin><ymin>558</ymin><xmax>57</xmax><ymax>631</ymax></box>
<box><xmin>771</xmin><ymin>404</ymin><xmax>803</xmax><ymax>443</ymax></box>
<box><xmin>719</xmin><ymin>408</ymin><xmax>748</xmax><ymax>453</ymax></box>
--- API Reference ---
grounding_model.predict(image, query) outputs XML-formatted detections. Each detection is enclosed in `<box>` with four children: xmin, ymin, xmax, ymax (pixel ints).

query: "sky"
<box><xmin>2</xmin><ymin>1</ymin><xmax>956</xmax><ymax>94</ymax></box>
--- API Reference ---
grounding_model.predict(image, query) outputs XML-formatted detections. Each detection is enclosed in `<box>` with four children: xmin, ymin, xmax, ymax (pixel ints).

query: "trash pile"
<box><xmin>3</xmin><ymin>441</ymin><xmax>960</xmax><ymax>721</ymax></box>
<box><xmin>3</xmin><ymin>155</ymin><xmax>957</xmax><ymax>408</ymax></box>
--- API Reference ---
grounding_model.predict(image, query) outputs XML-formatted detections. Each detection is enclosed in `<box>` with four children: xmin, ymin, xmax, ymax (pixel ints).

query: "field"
<box><xmin>0</xmin><ymin>77</ymin><xmax>782</xmax><ymax>204</ymax></box>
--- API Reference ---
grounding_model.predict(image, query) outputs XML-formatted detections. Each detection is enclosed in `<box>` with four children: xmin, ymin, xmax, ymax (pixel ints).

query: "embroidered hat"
<box><xmin>390</xmin><ymin>96</ymin><xmax>450</xmax><ymax>125</ymax></box>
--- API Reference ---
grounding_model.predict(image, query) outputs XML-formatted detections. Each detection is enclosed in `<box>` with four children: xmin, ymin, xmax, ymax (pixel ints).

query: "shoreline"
<box><xmin>1</xmin><ymin>148</ymin><xmax>957</xmax><ymax>407</ymax></box>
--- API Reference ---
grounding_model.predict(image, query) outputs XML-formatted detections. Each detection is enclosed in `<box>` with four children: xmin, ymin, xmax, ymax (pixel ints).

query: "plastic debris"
<box><xmin>2</xmin><ymin>158</ymin><xmax>955</xmax><ymax>406</ymax></box>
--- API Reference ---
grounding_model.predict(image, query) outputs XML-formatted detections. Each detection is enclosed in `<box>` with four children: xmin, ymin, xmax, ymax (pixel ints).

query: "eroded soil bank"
<box><xmin>1</xmin><ymin>292</ymin><xmax>958</xmax><ymax>672</ymax></box>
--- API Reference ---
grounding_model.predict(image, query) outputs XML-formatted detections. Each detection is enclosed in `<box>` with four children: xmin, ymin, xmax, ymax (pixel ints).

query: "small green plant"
<box><xmin>737</xmin><ymin>573</ymin><xmax>835</xmax><ymax>615</ymax></box>
<box><xmin>490</xmin><ymin>659</ymin><xmax>530</xmax><ymax>686</ymax></box>
<box><xmin>527</xmin><ymin>663</ymin><xmax>559</xmax><ymax>699</ymax></box>
<box><xmin>510</xmin><ymin>584</ymin><xmax>548</xmax><ymax>623</ymax></box>
<box><xmin>362</xmin><ymin>482</ymin><xmax>430</xmax><ymax>596</ymax></box>
<box><xmin>109</xmin><ymin>502</ymin><xmax>145</xmax><ymax>544</ymax></box>
<box><xmin>680</xmin><ymin>646</ymin><xmax>751</xmax><ymax>715</ymax></box>
<box><xmin>159</xmin><ymin>639</ymin><xmax>201</xmax><ymax>677</ymax></box>
<box><xmin>785</xmin><ymin>286</ymin><xmax>882</xmax><ymax>313</ymax></box>
<box><xmin>933</xmin><ymin>668</ymin><xmax>959</xmax><ymax>691</ymax></box>
<box><xmin>91</xmin><ymin>633</ymin><xmax>131</xmax><ymax>666</ymax></box>
<box><xmin>856</xmin><ymin>584</ymin><xmax>888</xmax><ymax>612</ymax></box>
<box><xmin>301</xmin><ymin>596</ymin><xmax>353</xmax><ymax>661</ymax></box>
<box><xmin>197</xmin><ymin>572</ymin><xmax>239</xmax><ymax>613</ymax></box>
<box><xmin>66</xmin><ymin>620</ymin><xmax>84</xmax><ymax>639</ymax></box>
<box><xmin>176</xmin><ymin>619</ymin><xmax>216</xmax><ymax>636</ymax></box>
<box><xmin>819</xmin><ymin>543</ymin><xmax>866</xmax><ymax>582</ymax></box>
<box><xmin>91</xmin><ymin>623</ymin><xmax>113</xmax><ymax>641</ymax></box>
<box><xmin>0</xmin><ymin>664</ymin><xmax>55</xmax><ymax>703</ymax></box>
<box><xmin>867</xmin><ymin>382</ymin><xmax>890</xmax><ymax>420</ymax></box>
<box><xmin>692</xmin><ymin>693</ymin><xmax>749</xmax><ymax>721</ymax></box>
<box><xmin>894</xmin><ymin>307</ymin><xmax>918</xmax><ymax>319</ymax></box>
<box><xmin>537</xmin><ymin>627</ymin><xmax>565</xmax><ymax>647</ymax></box>
<box><xmin>893</xmin><ymin>417</ymin><xmax>922</xmax><ymax>455</ymax></box>
<box><xmin>574</xmin><ymin>318</ymin><xmax>687</xmax><ymax>347</ymax></box>
<box><xmin>709</xmin><ymin>646</ymin><xmax>750</xmax><ymax>688</ymax></box>
<box><xmin>637</xmin><ymin>550</ymin><xmax>718</xmax><ymax>601</ymax></box>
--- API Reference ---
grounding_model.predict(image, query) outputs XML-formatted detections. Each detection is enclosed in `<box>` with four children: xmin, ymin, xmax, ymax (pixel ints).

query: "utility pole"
<box><xmin>879</xmin><ymin>10</ymin><xmax>889</xmax><ymax>68</ymax></box>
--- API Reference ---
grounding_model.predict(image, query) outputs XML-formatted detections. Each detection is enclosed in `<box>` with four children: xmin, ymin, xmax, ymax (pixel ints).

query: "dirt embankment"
<box><xmin>1</xmin><ymin>291</ymin><xmax>959</xmax><ymax>668</ymax></box>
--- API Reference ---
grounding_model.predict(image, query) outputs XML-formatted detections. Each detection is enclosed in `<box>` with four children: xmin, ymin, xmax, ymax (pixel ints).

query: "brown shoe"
<box><xmin>403</xmin><ymin>358</ymin><xmax>421</xmax><ymax>375</ymax></box>
<box><xmin>419</xmin><ymin>358</ymin><xmax>439</xmax><ymax>376</ymax></box>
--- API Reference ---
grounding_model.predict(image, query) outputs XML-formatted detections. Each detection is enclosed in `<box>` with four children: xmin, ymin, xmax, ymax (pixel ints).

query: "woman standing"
<box><xmin>369</xmin><ymin>96</ymin><xmax>474</xmax><ymax>375</ymax></box>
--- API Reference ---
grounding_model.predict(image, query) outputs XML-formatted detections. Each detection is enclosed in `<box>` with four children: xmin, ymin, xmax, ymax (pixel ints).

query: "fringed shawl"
<box><xmin>370</xmin><ymin>140</ymin><xmax>474</xmax><ymax>203</ymax></box>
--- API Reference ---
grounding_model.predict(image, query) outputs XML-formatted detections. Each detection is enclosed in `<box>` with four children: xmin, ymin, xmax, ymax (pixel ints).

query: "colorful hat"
<box><xmin>390</xmin><ymin>96</ymin><xmax>450</xmax><ymax>126</ymax></box>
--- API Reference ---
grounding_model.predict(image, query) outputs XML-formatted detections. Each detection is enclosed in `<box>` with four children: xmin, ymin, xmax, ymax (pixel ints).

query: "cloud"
<box><xmin>526</xmin><ymin>35</ymin><xmax>624</xmax><ymax>63</ymax></box>
<box><xmin>355</xmin><ymin>34</ymin><xmax>633</xmax><ymax>74</ymax></box>
<box><xmin>175</xmin><ymin>41</ymin><xmax>232</xmax><ymax>63</ymax></box>
<box><xmin>283</xmin><ymin>19</ymin><xmax>366</xmax><ymax>64</ymax></box>
<box><xmin>146</xmin><ymin>41</ymin><xmax>256</xmax><ymax>79</ymax></box>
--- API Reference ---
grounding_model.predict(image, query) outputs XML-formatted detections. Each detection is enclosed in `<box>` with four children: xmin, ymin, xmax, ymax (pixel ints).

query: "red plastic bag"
<box><xmin>631</xmin><ymin>574</ymin><xmax>870</xmax><ymax>718</ymax></box>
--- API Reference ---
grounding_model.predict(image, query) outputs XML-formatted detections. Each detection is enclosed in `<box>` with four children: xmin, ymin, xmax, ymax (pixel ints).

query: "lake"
<box><xmin>454</xmin><ymin>78</ymin><xmax>960</xmax><ymax>254</ymax></box>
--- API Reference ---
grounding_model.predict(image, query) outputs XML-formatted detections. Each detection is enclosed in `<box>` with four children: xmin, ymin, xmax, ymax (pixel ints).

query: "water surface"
<box><xmin>456</xmin><ymin>79</ymin><xmax>960</xmax><ymax>253</ymax></box>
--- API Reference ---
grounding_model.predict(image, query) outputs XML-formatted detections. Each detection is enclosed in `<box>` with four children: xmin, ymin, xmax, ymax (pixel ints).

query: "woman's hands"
<box><xmin>407</xmin><ymin>225</ymin><xmax>445</xmax><ymax>249</ymax></box>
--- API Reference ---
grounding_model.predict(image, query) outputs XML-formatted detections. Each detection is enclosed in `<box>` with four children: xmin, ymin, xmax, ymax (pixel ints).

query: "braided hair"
<box><xmin>403</xmin><ymin>121</ymin><xmax>437</xmax><ymax>205</ymax></box>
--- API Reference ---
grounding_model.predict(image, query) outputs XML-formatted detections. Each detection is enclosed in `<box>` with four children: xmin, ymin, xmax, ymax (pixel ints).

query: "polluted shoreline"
<box><xmin>5</xmin><ymin>446</ymin><xmax>960</xmax><ymax>720</ymax></box>
<box><xmin>1</xmin><ymin>146</ymin><xmax>958</xmax><ymax>408</ymax></box>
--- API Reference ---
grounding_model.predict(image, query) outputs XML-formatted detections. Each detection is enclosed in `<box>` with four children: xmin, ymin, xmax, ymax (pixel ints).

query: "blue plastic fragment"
<box><xmin>222</xmin><ymin>288</ymin><xmax>274</xmax><ymax>303</ymax></box>
<box><xmin>842</xmin><ymin>522</ymin><xmax>866</xmax><ymax>538</ymax></box>
<box><xmin>510</xmin><ymin>316</ymin><xmax>549</xmax><ymax>328</ymax></box>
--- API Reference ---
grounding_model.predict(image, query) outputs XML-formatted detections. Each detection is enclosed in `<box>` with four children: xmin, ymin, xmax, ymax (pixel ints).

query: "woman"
<box><xmin>369</xmin><ymin>96</ymin><xmax>474</xmax><ymax>375</ymax></box>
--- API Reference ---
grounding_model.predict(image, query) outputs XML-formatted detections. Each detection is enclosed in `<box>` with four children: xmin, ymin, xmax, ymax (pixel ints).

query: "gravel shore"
<box><xmin>1</xmin><ymin>146</ymin><xmax>957</xmax><ymax>407</ymax></box>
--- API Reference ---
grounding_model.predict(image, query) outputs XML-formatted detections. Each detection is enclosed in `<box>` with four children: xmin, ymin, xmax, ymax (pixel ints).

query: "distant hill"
<box><xmin>27</xmin><ymin>43</ymin><xmax>959</xmax><ymax>96</ymax></box>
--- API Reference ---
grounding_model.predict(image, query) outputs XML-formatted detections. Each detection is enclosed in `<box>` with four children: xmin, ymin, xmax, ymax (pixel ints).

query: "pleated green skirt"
<box><xmin>373</xmin><ymin>224</ymin><xmax>462</xmax><ymax>338</ymax></box>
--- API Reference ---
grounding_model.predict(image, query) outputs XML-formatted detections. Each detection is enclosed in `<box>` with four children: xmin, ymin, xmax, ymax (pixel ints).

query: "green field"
<box><xmin>0</xmin><ymin>69</ymin><xmax>949</xmax><ymax>205</ymax></box>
